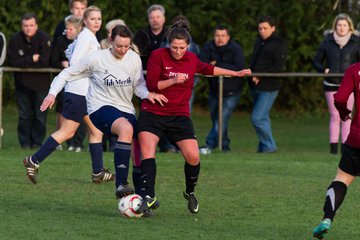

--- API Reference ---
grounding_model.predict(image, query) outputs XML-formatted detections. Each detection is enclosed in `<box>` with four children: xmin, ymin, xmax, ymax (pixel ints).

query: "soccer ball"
<box><xmin>118</xmin><ymin>194</ymin><xmax>143</xmax><ymax>218</ymax></box>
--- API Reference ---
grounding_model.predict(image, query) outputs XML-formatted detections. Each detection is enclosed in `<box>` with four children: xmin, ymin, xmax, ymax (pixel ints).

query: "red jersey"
<box><xmin>141</xmin><ymin>48</ymin><xmax>214</xmax><ymax>116</ymax></box>
<box><xmin>334</xmin><ymin>62</ymin><xmax>360</xmax><ymax>148</ymax></box>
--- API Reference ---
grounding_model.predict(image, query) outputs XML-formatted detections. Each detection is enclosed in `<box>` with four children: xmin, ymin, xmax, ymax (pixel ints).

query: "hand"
<box><xmin>339</xmin><ymin>109</ymin><xmax>352</xmax><ymax>121</ymax></box>
<box><xmin>335</xmin><ymin>102</ymin><xmax>352</xmax><ymax>121</ymax></box>
<box><xmin>341</xmin><ymin>114</ymin><xmax>351</xmax><ymax>122</ymax></box>
<box><xmin>173</xmin><ymin>73</ymin><xmax>188</xmax><ymax>84</ymax></box>
<box><xmin>252</xmin><ymin>76</ymin><xmax>260</xmax><ymax>85</ymax></box>
<box><xmin>147</xmin><ymin>92</ymin><xmax>168</xmax><ymax>106</ymax></box>
<box><xmin>324</xmin><ymin>68</ymin><xmax>330</xmax><ymax>74</ymax></box>
<box><xmin>33</xmin><ymin>54</ymin><xmax>40</xmax><ymax>62</ymax></box>
<box><xmin>236</xmin><ymin>69</ymin><xmax>252</xmax><ymax>77</ymax></box>
<box><xmin>210</xmin><ymin>60</ymin><xmax>216</xmax><ymax>65</ymax></box>
<box><xmin>61</xmin><ymin>61</ymin><xmax>69</xmax><ymax>68</ymax></box>
<box><xmin>40</xmin><ymin>94</ymin><xmax>56</xmax><ymax>112</ymax></box>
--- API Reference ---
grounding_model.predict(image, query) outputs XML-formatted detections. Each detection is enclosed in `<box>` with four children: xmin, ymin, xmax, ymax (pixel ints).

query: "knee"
<box><xmin>251</xmin><ymin>114</ymin><xmax>263</xmax><ymax>125</ymax></box>
<box><xmin>113</xmin><ymin>121</ymin><xmax>133</xmax><ymax>140</ymax></box>
<box><xmin>185</xmin><ymin>152</ymin><xmax>200</xmax><ymax>166</ymax></box>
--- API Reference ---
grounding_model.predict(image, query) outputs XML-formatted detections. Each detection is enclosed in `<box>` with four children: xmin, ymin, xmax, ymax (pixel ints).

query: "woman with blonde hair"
<box><xmin>23</xmin><ymin>6</ymin><xmax>114</xmax><ymax>185</ymax></box>
<box><xmin>313</xmin><ymin>13</ymin><xmax>360</xmax><ymax>154</ymax></box>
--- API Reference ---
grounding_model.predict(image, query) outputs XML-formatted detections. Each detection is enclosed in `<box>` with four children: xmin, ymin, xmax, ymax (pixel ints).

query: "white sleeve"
<box><xmin>70</xmin><ymin>32</ymin><xmax>93</xmax><ymax>65</ymax></box>
<box><xmin>48</xmin><ymin>57</ymin><xmax>93</xmax><ymax>96</ymax></box>
<box><xmin>133</xmin><ymin>57</ymin><xmax>149</xmax><ymax>99</ymax></box>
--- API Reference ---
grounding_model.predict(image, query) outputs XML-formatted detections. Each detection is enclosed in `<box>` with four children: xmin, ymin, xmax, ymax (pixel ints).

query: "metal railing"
<box><xmin>0</xmin><ymin>66</ymin><xmax>344</xmax><ymax>150</ymax></box>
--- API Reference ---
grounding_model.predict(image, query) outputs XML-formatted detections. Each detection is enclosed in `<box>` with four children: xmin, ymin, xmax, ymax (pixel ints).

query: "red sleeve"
<box><xmin>146</xmin><ymin>50</ymin><xmax>162</xmax><ymax>92</ymax></box>
<box><xmin>196</xmin><ymin>57</ymin><xmax>214</xmax><ymax>75</ymax></box>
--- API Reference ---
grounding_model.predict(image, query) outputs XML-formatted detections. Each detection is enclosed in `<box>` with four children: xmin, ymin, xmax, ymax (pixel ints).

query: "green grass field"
<box><xmin>1</xmin><ymin>107</ymin><xmax>359</xmax><ymax>240</ymax></box>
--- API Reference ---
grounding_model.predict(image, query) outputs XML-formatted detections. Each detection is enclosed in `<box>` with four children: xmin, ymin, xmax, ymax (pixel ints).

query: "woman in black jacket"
<box><xmin>313</xmin><ymin>13</ymin><xmax>360</xmax><ymax>155</ymax></box>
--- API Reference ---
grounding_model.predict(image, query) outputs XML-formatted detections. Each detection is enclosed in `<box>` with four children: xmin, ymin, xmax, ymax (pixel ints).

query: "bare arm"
<box><xmin>213</xmin><ymin>67</ymin><xmax>252</xmax><ymax>78</ymax></box>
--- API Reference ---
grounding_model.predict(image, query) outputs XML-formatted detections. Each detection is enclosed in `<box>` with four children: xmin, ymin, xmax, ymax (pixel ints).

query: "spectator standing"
<box><xmin>50</xmin><ymin>15</ymin><xmax>84</xmax><ymax>152</ymax></box>
<box><xmin>134</xmin><ymin>4</ymin><xmax>177</xmax><ymax>153</ymax></box>
<box><xmin>53</xmin><ymin>0</ymin><xmax>87</xmax><ymax>40</ymax></box>
<box><xmin>7</xmin><ymin>13</ymin><xmax>52</xmax><ymax>149</ymax></box>
<box><xmin>248</xmin><ymin>16</ymin><xmax>287</xmax><ymax>153</ymax></box>
<box><xmin>199</xmin><ymin>25</ymin><xmax>245</xmax><ymax>153</ymax></box>
<box><xmin>313</xmin><ymin>13</ymin><xmax>360</xmax><ymax>154</ymax></box>
<box><xmin>100</xmin><ymin>19</ymin><xmax>126</xmax><ymax>49</ymax></box>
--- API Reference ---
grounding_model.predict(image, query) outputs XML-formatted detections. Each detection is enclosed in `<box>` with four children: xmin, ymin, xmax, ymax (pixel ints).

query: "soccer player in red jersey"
<box><xmin>136</xmin><ymin>25</ymin><xmax>251</xmax><ymax>216</ymax></box>
<box><xmin>313</xmin><ymin>62</ymin><xmax>360</xmax><ymax>239</ymax></box>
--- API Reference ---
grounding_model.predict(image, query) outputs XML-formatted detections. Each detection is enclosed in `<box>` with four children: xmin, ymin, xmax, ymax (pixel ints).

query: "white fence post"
<box><xmin>0</xmin><ymin>67</ymin><xmax>3</xmax><ymax>149</ymax></box>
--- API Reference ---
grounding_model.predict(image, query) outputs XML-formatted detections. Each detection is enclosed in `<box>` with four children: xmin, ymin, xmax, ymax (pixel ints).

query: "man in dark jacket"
<box><xmin>249</xmin><ymin>16</ymin><xmax>287</xmax><ymax>153</ymax></box>
<box><xmin>199</xmin><ymin>25</ymin><xmax>245</xmax><ymax>153</ymax></box>
<box><xmin>133</xmin><ymin>4</ymin><xmax>176</xmax><ymax>153</ymax></box>
<box><xmin>7</xmin><ymin>13</ymin><xmax>52</xmax><ymax>149</ymax></box>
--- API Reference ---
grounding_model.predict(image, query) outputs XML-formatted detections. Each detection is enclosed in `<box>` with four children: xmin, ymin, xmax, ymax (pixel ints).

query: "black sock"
<box><xmin>89</xmin><ymin>143</ymin><xmax>104</xmax><ymax>174</ymax></box>
<box><xmin>323</xmin><ymin>181</ymin><xmax>347</xmax><ymax>221</ymax></box>
<box><xmin>185</xmin><ymin>162</ymin><xmax>200</xmax><ymax>194</ymax></box>
<box><xmin>32</xmin><ymin>136</ymin><xmax>59</xmax><ymax>163</ymax></box>
<box><xmin>132</xmin><ymin>166</ymin><xmax>143</xmax><ymax>195</ymax></box>
<box><xmin>114</xmin><ymin>141</ymin><xmax>131</xmax><ymax>187</ymax></box>
<box><xmin>140</xmin><ymin>158</ymin><xmax>156</xmax><ymax>198</ymax></box>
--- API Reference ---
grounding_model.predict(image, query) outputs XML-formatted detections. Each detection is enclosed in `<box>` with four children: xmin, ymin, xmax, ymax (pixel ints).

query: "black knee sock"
<box><xmin>114</xmin><ymin>141</ymin><xmax>131</xmax><ymax>188</ymax></box>
<box><xmin>185</xmin><ymin>162</ymin><xmax>200</xmax><ymax>194</ymax></box>
<box><xmin>323</xmin><ymin>181</ymin><xmax>347</xmax><ymax>221</ymax></box>
<box><xmin>32</xmin><ymin>136</ymin><xmax>59</xmax><ymax>163</ymax></box>
<box><xmin>132</xmin><ymin>166</ymin><xmax>143</xmax><ymax>195</ymax></box>
<box><xmin>89</xmin><ymin>143</ymin><xmax>104</xmax><ymax>174</ymax></box>
<box><xmin>140</xmin><ymin>158</ymin><xmax>156</xmax><ymax>198</ymax></box>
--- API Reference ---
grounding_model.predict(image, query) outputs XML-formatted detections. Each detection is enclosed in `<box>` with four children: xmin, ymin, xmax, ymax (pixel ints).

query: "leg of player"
<box><xmin>111</xmin><ymin>117</ymin><xmax>135</xmax><ymax>198</ymax></box>
<box><xmin>23</xmin><ymin>118</ymin><xmax>80</xmax><ymax>184</ymax></box>
<box><xmin>84</xmin><ymin>116</ymin><xmax>114</xmax><ymax>184</ymax></box>
<box><xmin>177</xmin><ymin>139</ymin><xmax>200</xmax><ymax>214</ymax></box>
<box><xmin>137</xmin><ymin>131</ymin><xmax>160</xmax><ymax>215</ymax></box>
<box><xmin>313</xmin><ymin>168</ymin><xmax>355</xmax><ymax>239</ymax></box>
<box><xmin>131</xmin><ymin>138</ymin><xmax>143</xmax><ymax>195</ymax></box>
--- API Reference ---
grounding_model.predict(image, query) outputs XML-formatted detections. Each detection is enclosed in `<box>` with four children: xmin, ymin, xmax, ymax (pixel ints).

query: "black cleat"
<box><xmin>183</xmin><ymin>191</ymin><xmax>199</xmax><ymax>213</ymax></box>
<box><xmin>115</xmin><ymin>184</ymin><xmax>135</xmax><ymax>199</ymax></box>
<box><xmin>92</xmin><ymin>168</ymin><xmax>114</xmax><ymax>183</ymax></box>
<box><xmin>23</xmin><ymin>156</ymin><xmax>39</xmax><ymax>184</ymax></box>
<box><xmin>137</xmin><ymin>196</ymin><xmax>160</xmax><ymax>213</ymax></box>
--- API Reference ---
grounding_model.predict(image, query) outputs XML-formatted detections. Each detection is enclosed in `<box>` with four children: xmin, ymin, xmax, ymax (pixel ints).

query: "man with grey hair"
<box><xmin>134</xmin><ymin>4</ymin><xmax>168</xmax><ymax>69</ymax></box>
<box><xmin>134</xmin><ymin>4</ymin><xmax>177</xmax><ymax>153</ymax></box>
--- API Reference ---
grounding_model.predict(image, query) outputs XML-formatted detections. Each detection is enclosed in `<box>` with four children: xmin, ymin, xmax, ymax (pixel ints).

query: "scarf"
<box><xmin>333</xmin><ymin>32</ymin><xmax>351</xmax><ymax>49</ymax></box>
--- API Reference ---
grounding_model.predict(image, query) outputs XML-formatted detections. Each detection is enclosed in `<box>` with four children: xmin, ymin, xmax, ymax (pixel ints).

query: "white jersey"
<box><xmin>49</xmin><ymin>48</ymin><xmax>149</xmax><ymax>115</ymax></box>
<box><xmin>51</xmin><ymin>27</ymin><xmax>100</xmax><ymax>96</ymax></box>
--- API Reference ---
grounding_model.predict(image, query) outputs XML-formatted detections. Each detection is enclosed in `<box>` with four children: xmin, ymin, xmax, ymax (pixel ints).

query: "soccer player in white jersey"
<box><xmin>39</xmin><ymin>24</ymin><xmax>167</xmax><ymax>199</ymax></box>
<box><xmin>23</xmin><ymin>6</ymin><xmax>114</xmax><ymax>184</ymax></box>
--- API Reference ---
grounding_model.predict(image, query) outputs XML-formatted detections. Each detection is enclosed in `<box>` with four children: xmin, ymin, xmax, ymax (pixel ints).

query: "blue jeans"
<box><xmin>15</xmin><ymin>87</ymin><xmax>48</xmax><ymax>147</ymax></box>
<box><xmin>250</xmin><ymin>89</ymin><xmax>279</xmax><ymax>152</ymax></box>
<box><xmin>205</xmin><ymin>93</ymin><xmax>241</xmax><ymax>150</ymax></box>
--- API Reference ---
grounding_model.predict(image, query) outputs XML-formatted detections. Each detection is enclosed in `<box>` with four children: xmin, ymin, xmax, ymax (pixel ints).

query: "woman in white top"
<box><xmin>40</xmin><ymin>25</ymin><xmax>167</xmax><ymax>199</ymax></box>
<box><xmin>23</xmin><ymin>6</ymin><xmax>114</xmax><ymax>185</ymax></box>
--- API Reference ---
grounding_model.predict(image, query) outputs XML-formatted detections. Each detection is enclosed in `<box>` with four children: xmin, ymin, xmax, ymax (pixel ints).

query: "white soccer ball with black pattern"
<box><xmin>118</xmin><ymin>194</ymin><xmax>143</xmax><ymax>218</ymax></box>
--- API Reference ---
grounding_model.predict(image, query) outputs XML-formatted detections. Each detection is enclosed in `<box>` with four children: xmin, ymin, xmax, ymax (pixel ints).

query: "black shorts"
<box><xmin>137</xmin><ymin>111</ymin><xmax>196</xmax><ymax>142</ymax></box>
<box><xmin>90</xmin><ymin>106</ymin><xmax>137</xmax><ymax>136</ymax></box>
<box><xmin>55</xmin><ymin>89</ymin><xmax>64</xmax><ymax>114</ymax></box>
<box><xmin>339</xmin><ymin>144</ymin><xmax>360</xmax><ymax>176</ymax></box>
<box><xmin>62</xmin><ymin>92</ymin><xmax>88</xmax><ymax>123</ymax></box>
